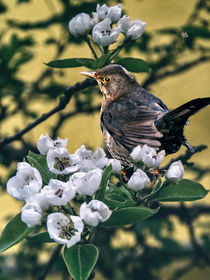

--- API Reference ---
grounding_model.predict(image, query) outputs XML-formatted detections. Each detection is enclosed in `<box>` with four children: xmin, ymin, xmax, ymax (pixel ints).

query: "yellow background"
<box><xmin>0</xmin><ymin>0</ymin><xmax>210</xmax><ymax>279</ymax></box>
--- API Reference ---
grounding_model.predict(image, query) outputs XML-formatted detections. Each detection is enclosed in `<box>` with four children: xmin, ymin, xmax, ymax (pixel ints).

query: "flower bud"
<box><xmin>70</xmin><ymin>168</ymin><xmax>102</xmax><ymax>196</ymax></box>
<box><xmin>166</xmin><ymin>160</ymin><xmax>184</xmax><ymax>183</ymax></box>
<box><xmin>127</xmin><ymin>169</ymin><xmax>150</xmax><ymax>192</ymax></box>
<box><xmin>69</xmin><ymin>13</ymin><xmax>93</xmax><ymax>37</ymax></box>
<box><xmin>118</xmin><ymin>16</ymin><xmax>146</xmax><ymax>40</ymax></box>
<box><xmin>107</xmin><ymin>4</ymin><xmax>122</xmax><ymax>22</ymax></box>
<box><xmin>96</xmin><ymin>4</ymin><xmax>109</xmax><ymax>20</ymax></box>
<box><xmin>80</xmin><ymin>200</ymin><xmax>112</xmax><ymax>226</ymax></box>
<box><xmin>21</xmin><ymin>203</ymin><xmax>42</xmax><ymax>227</ymax></box>
<box><xmin>107</xmin><ymin>159</ymin><xmax>122</xmax><ymax>174</ymax></box>
<box><xmin>126</xmin><ymin>20</ymin><xmax>146</xmax><ymax>40</ymax></box>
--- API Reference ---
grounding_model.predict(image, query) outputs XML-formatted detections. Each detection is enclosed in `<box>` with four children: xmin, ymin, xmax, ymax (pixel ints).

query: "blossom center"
<box><xmin>101</xmin><ymin>29</ymin><xmax>111</xmax><ymax>36</ymax></box>
<box><xmin>24</xmin><ymin>176</ymin><xmax>35</xmax><ymax>185</ymax></box>
<box><xmin>59</xmin><ymin>222</ymin><xmax>77</xmax><ymax>240</ymax></box>
<box><xmin>54</xmin><ymin>157</ymin><xmax>70</xmax><ymax>171</ymax></box>
<box><xmin>55</xmin><ymin>188</ymin><xmax>64</xmax><ymax>198</ymax></box>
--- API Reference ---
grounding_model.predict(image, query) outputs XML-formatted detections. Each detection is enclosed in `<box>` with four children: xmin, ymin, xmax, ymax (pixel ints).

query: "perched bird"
<box><xmin>81</xmin><ymin>64</ymin><xmax>210</xmax><ymax>167</ymax></box>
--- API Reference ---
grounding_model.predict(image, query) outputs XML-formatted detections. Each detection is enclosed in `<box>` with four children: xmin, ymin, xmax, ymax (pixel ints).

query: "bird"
<box><xmin>81</xmin><ymin>64</ymin><xmax>210</xmax><ymax>167</ymax></box>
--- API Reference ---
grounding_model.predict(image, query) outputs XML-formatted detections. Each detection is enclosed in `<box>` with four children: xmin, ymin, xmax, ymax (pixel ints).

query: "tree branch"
<box><xmin>0</xmin><ymin>78</ymin><xmax>96</xmax><ymax>148</ymax></box>
<box><xmin>143</xmin><ymin>56</ymin><xmax>210</xmax><ymax>88</ymax></box>
<box><xmin>37</xmin><ymin>244</ymin><xmax>63</xmax><ymax>280</ymax></box>
<box><xmin>51</xmin><ymin>104</ymin><xmax>101</xmax><ymax>138</ymax></box>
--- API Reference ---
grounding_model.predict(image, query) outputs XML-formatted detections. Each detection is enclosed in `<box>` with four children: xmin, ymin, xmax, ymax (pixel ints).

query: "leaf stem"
<box><xmin>103</xmin><ymin>45</ymin><xmax>109</xmax><ymax>54</ymax></box>
<box><xmin>109</xmin><ymin>39</ymin><xmax>128</xmax><ymax>62</ymax></box>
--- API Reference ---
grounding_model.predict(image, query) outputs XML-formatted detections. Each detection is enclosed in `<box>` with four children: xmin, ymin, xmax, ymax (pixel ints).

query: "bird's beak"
<box><xmin>80</xmin><ymin>71</ymin><xmax>97</xmax><ymax>79</ymax></box>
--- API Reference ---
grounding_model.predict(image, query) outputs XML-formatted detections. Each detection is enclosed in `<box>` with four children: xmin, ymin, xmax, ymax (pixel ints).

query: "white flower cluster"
<box><xmin>69</xmin><ymin>4</ymin><xmax>146</xmax><ymax>46</ymax></box>
<box><xmin>127</xmin><ymin>144</ymin><xmax>184</xmax><ymax>191</ymax></box>
<box><xmin>6</xmin><ymin>134</ymin><xmax>184</xmax><ymax>248</ymax></box>
<box><xmin>6</xmin><ymin>134</ymin><xmax>118</xmax><ymax>247</ymax></box>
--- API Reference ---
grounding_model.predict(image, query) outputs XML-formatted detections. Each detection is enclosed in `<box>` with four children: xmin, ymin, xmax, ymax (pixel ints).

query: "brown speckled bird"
<box><xmin>81</xmin><ymin>64</ymin><xmax>210</xmax><ymax>166</ymax></box>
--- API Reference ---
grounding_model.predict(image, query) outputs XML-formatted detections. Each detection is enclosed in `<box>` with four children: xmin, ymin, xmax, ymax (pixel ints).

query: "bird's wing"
<box><xmin>101</xmin><ymin>101</ymin><xmax>163</xmax><ymax>152</ymax></box>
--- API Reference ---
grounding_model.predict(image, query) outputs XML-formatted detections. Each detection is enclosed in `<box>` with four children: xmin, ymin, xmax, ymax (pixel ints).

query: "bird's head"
<box><xmin>80</xmin><ymin>64</ymin><xmax>136</xmax><ymax>100</ymax></box>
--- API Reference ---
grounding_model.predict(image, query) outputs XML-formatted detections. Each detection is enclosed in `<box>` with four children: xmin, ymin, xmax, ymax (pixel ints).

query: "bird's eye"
<box><xmin>103</xmin><ymin>76</ymin><xmax>111</xmax><ymax>83</ymax></box>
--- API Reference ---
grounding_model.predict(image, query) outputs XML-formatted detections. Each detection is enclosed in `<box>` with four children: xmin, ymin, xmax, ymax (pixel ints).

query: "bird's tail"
<box><xmin>156</xmin><ymin>97</ymin><xmax>210</xmax><ymax>154</ymax></box>
<box><xmin>160</xmin><ymin>97</ymin><xmax>210</xmax><ymax>122</ymax></box>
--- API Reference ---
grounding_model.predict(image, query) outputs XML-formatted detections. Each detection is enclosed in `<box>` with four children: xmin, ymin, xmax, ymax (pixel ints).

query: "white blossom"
<box><xmin>80</xmin><ymin>200</ymin><xmax>112</xmax><ymax>226</ymax></box>
<box><xmin>92</xmin><ymin>17</ymin><xmax>120</xmax><ymax>46</ymax></box>
<box><xmin>70</xmin><ymin>168</ymin><xmax>102</xmax><ymax>196</ymax></box>
<box><xmin>107</xmin><ymin>4</ymin><xmax>122</xmax><ymax>23</ymax></box>
<box><xmin>26</xmin><ymin>192</ymin><xmax>49</xmax><ymax>211</ymax></box>
<box><xmin>130</xmin><ymin>145</ymin><xmax>165</xmax><ymax>168</ymax></box>
<box><xmin>75</xmin><ymin>145</ymin><xmax>108</xmax><ymax>171</ymax></box>
<box><xmin>96</xmin><ymin>4</ymin><xmax>109</xmax><ymax>20</ymax></box>
<box><xmin>37</xmin><ymin>134</ymin><xmax>68</xmax><ymax>155</ymax></box>
<box><xmin>42</xmin><ymin>179</ymin><xmax>76</xmax><ymax>206</ymax></box>
<box><xmin>92</xmin><ymin>147</ymin><xmax>109</xmax><ymax>169</ymax></box>
<box><xmin>91</xmin><ymin>12</ymin><xmax>99</xmax><ymax>25</ymax></box>
<box><xmin>21</xmin><ymin>203</ymin><xmax>42</xmax><ymax>228</ymax></box>
<box><xmin>166</xmin><ymin>160</ymin><xmax>184</xmax><ymax>183</ymax></box>
<box><xmin>118</xmin><ymin>15</ymin><xmax>131</xmax><ymax>33</ymax></box>
<box><xmin>107</xmin><ymin>159</ymin><xmax>122</xmax><ymax>174</ymax></box>
<box><xmin>7</xmin><ymin>162</ymin><xmax>42</xmax><ymax>200</ymax></box>
<box><xmin>127</xmin><ymin>169</ymin><xmax>150</xmax><ymax>192</ymax></box>
<box><xmin>126</xmin><ymin>20</ymin><xmax>146</xmax><ymax>40</ymax></box>
<box><xmin>118</xmin><ymin>16</ymin><xmax>146</xmax><ymax>40</ymax></box>
<box><xmin>47</xmin><ymin>148</ymin><xmax>80</xmax><ymax>175</ymax></box>
<box><xmin>47</xmin><ymin>213</ymin><xmax>84</xmax><ymax>248</ymax></box>
<box><xmin>69</xmin><ymin>13</ymin><xmax>93</xmax><ymax>37</ymax></box>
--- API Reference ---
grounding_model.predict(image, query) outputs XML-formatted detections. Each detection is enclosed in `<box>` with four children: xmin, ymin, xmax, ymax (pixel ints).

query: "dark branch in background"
<box><xmin>37</xmin><ymin>244</ymin><xmax>63</xmax><ymax>280</ymax></box>
<box><xmin>160</xmin><ymin>204</ymin><xmax>210</xmax><ymax>218</ymax></box>
<box><xmin>0</xmin><ymin>79</ymin><xmax>96</xmax><ymax>148</ymax></box>
<box><xmin>142</xmin><ymin>56</ymin><xmax>210</xmax><ymax>88</ymax></box>
<box><xmin>161</xmin><ymin>144</ymin><xmax>208</xmax><ymax>171</ymax></box>
<box><xmin>51</xmin><ymin>104</ymin><xmax>101</xmax><ymax>138</ymax></box>
<box><xmin>169</xmin><ymin>260</ymin><xmax>196</xmax><ymax>280</ymax></box>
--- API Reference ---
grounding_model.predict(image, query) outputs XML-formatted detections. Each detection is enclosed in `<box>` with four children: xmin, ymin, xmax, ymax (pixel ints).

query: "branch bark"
<box><xmin>0</xmin><ymin>78</ymin><xmax>96</xmax><ymax>148</ymax></box>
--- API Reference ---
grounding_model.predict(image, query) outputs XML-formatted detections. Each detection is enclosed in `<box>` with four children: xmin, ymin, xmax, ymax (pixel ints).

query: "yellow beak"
<box><xmin>80</xmin><ymin>71</ymin><xmax>97</xmax><ymax>79</ymax></box>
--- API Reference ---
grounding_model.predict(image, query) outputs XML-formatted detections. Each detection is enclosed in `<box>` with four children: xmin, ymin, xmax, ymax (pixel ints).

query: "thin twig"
<box><xmin>160</xmin><ymin>145</ymin><xmax>208</xmax><ymax>171</ymax></box>
<box><xmin>169</xmin><ymin>260</ymin><xmax>195</xmax><ymax>280</ymax></box>
<box><xmin>143</xmin><ymin>56</ymin><xmax>210</xmax><ymax>88</ymax></box>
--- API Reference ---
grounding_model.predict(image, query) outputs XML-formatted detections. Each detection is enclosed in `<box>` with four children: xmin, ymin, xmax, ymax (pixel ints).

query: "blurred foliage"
<box><xmin>0</xmin><ymin>0</ymin><xmax>210</xmax><ymax>279</ymax></box>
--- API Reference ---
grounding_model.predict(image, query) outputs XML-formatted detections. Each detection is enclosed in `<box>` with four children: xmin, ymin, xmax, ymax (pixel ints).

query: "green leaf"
<box><xmin>115</xmin><ymin>57</ymin><xmax>150</xmax><ymax>73</ymax></box>
<box><xmin>104</xmin><ymin>185</ymin><xmax>135</xmax><ymax>208</ymax></box>
<box><xmin>103</xmin><ymin>206</ymin><xmax>159</xmax><ymax>227</ymax></box>
<box><xmin>153</xmin><ymin>179</ymin><xmax>208</xmax><ymax>202</ymax></box>
<box><xmin>45</xmin><ymin>53</ymin><xmax>111</xmax><ymax>70</ymax></box>
<box><xmin>63</xmin><ymin>244</ymin><xmax>99</xmax><ymax>280</ymax></box>
<box><xmin>95</xmin><ymin>165</ymin><xmax>112</xmax><ymax>201</ymax></box>
<box><xmin>26</xmin><ymin>151</ymin><xmax>54</xmax><ymax>185</ymax></box>
<box><xmin>26</xmin><ymin>232</ymin><xmax>54</xmax><ymax>243</ymax></box>
<box><xmin>0</xmin><ymin>213</ymin><xmax>34</xmax><ymax>253</ymax></box>
<box><xmin>143</xmin><ymin>179</ymin><xmax>163</xmax><ymax>201</ymax></box>
<box><xmin>45</xmin><ymin>58</ymin><xmax>92</xmax><ymax>68</ymax></box>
